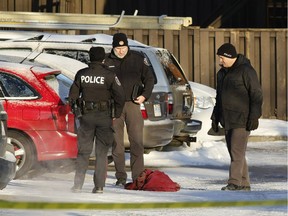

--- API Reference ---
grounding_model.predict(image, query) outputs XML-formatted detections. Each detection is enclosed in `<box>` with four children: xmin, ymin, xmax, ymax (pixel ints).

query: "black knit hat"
<box><xmin>217</xmin><ymin>43</ymin><xmax>237</xmax><ymax>58</ymax></box>
<box><xmin>112</xmin><ymin>33</ymin><xmax>128</xmax><ymax>48</ymax></box>
<box><xmin>89</xmin><ymin>47</ymin><xmax>105</xmax><ymax>62</ymax></box>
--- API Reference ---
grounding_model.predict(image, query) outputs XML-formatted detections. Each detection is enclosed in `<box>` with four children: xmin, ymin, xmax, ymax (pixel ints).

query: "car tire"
<box><xmin>8</xmin><ymin>130</ymin><xmax>36</xmax><ymax>179</ymax></box>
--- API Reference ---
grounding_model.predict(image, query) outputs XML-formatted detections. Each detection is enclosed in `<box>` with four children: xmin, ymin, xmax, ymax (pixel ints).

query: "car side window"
<box><xmin>43</xmin><ymin>49</ymin><xmax>77</xmax><ymax>59</ymax></box>
<box><xmin>43</xmin><ymin>49</ymin><xmax>90</xmax><ymax>64</ymax></box>
<box><xmin>0</xmin><ymin>73</ymin><xmax>36</xmax><ymax>98</ymax></box>
<box><xmin>77</xmin><ymin>51</ymin><xmax>90</xmax><ymax>64</ymax></box>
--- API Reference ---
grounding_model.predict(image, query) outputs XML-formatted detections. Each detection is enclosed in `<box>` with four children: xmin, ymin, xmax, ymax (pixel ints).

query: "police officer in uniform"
<box><xmin>105</xmin><ymin>33</ymin><xmax>155</xmax><ymax>186</ymax></box>
<box><xmin>69</xmin><ymin>47</ymin><xmax>125</xmax><ymax>193</ymax></box>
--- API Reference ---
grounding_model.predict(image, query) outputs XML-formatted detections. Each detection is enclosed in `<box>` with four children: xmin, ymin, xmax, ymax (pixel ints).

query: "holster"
<box><xmin>82</xmin><ymin>101</ymin><xmax>109</xmax><ymax>113</ymax></box>
<box><xmin>70</xmin><ymin>98</ymin><xmax>82</xmax><ymax>118</ymax></box>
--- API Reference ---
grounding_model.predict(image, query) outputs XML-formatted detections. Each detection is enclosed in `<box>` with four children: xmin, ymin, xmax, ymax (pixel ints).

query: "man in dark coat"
<box><xmin>104</xmin><ymin>33</ymin><xmax>155</xmax><ymax>186</ymax></box>
<box><xmin>69</xmin><ymin>46</ymin><xmax>125</xmax><ymax>193</ymax></box>
<box><xmin>211</xmin><ymin>43</ymin><xmax>263</xmax><ymax>191</ymax></box>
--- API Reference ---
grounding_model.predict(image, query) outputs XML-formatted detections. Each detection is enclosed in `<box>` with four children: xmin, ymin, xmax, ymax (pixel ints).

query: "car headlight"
<box><xmin>194</xmin><ymin>96</ymin><xmax>215</xmax><ymax>109</ymax></box>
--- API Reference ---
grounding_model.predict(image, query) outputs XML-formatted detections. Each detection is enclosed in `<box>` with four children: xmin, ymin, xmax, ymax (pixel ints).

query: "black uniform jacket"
<box><xmin>69</xmin><ymin>61</ymin><xmax>125</xmax><ymax>118</ymax></box>
<box><xmin>212</xmin><ymin>54</ymin><xmax>263</xmax><ymax>130</ymax></box>
<box><xmin>104</xmin><ymin>49</ymin><xmax>155</xmax><ymax>101</ymax></box>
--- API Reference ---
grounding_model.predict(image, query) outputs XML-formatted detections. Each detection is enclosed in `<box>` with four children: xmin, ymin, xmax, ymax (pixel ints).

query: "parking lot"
<box><xmin>0</xmin><ymin>135</ymin><xmax>287</xmax><ymax>215</ymax></box>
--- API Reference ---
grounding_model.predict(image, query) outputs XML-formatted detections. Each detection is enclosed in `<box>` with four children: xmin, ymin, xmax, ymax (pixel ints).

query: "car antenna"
<box><xmin>20</xmin><ymin>34</ymin><xmax>51</xmax><ymax>64</ymax></box>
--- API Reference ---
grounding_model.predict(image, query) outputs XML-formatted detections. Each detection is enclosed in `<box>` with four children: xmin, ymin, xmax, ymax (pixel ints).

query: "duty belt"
<box><xmin>82</xmin><ymin>101</ymin><xmax>109</xmax><ymax>112</ymax></box>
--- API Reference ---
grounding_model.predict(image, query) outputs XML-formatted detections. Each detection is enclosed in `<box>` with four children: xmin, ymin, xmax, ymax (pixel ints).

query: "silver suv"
<box><xmin>0</xmin><ymin>31</ymin><xmax>201</xmax><ymax>150</ymax></box>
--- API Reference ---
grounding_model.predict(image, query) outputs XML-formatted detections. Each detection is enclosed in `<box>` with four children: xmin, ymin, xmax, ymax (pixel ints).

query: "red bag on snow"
<box><xmin>125</xmin><ymin>169</ymin><xmax>180</xmax><ymax>192</ymax></box>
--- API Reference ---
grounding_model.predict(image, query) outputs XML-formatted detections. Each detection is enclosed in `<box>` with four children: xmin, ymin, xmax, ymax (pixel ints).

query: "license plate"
<box><xmin>153</xmin><ymin>104</ymin><xmax>161</xmax><ymax>117</ymax></box>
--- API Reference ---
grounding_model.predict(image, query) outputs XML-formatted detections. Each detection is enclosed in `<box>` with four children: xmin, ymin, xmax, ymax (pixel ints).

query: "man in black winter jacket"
<box><xmin>104</xmin><ymin>33</ymin><xmax>155</xmax><ymax>186</ymax></box>
<box><xmin>211</xmin><ymin>43</ymin><xmax>263</xmax><ymax>191</ymax></box>
<box><xmin>69</xmin><ymin>47</ymin><xmax>125</xmax><ymax>193</ymax></box>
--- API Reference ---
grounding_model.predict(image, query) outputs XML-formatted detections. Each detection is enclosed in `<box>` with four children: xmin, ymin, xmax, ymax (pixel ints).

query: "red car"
<box><xmin>0</xmin><ymin>61</ymin><xmax>77</xmax><ymax>179</ymax></box>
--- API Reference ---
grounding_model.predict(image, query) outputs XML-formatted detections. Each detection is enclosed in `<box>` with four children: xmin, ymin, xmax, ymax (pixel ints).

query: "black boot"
<box><xmin>92</xmin><ymin>187</ymin><xmax>103</xmax><ymax>193</ymax></box>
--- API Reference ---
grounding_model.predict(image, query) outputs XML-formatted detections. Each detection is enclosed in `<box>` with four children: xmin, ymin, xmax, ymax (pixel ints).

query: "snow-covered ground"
<box><xmin>0</xmin><ymin>118</ymin><xmax>287</xmax><ymax>216</ymax></box>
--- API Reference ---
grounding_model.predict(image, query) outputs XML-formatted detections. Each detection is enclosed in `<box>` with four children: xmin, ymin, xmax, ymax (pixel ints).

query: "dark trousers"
<box><xmin>112</xmin><ymin>101</ymin><xmax>144</xmax><ymax>181</ymax></box>
<box><xmin>74</xmin><ymin>111</ymin><xmax>113</xmax><ymax>189</ymax></box>
<box><xmin>225</xmin><ymin>128</ymin><xmax>250</xmax><ymax>187</ymax></box>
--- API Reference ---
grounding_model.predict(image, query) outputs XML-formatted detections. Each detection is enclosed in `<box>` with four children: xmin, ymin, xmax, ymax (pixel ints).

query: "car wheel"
<box><xmin>8</xmin><ymin>130</ymin><xmax>36</xmax><ymax>179</ymax></box>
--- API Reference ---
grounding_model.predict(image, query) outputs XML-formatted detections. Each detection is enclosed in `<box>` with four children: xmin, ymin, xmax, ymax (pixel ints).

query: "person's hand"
<box><xmin>246</xmin><ymin>119</ymin><xmax>259</xmax><ymax>131</ymax></box>
<box><xmin>211</xmin><ymin>120</ymin><xmax>219</xmax><ymax>132</ymax></box>
<box><xmin>133</xmin><ymin>95</ymin><xmax>146</xmax><ymax>104</ymax></box>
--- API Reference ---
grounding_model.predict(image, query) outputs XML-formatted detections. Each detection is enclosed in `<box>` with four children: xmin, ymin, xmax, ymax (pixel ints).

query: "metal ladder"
<box><xmin>0</xmin><ymin>10</ymin><xmax>192</xmax><ymax>30</ymax></box>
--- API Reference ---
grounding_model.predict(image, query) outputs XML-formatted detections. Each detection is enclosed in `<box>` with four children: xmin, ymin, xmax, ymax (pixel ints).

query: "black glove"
<box><xmin>211</xmin><ymin>120</ymin><xmax>219</xmax><ymax>132</ymax></box>
<box><xmin>246</xmin><ymin>119</ymin><xmax>259</xmax><ymax>131</ymax></box>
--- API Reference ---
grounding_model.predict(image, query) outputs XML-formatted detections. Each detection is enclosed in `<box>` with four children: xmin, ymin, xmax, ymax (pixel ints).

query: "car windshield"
<box><xmin>44</xmin><ymin>74</ymin><xmax>72</xmax><ymax>103</ymax></box>
<box><xmin>154</xmin><ymin>49</ymin><xmax>187</xmax><ymax>85</ymax></box>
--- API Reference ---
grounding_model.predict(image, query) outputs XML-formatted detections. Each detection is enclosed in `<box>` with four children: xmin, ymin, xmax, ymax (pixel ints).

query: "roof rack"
<box><xmin>0</xmin><ymin>11</ymin><xmax>192</xmax><ymax>30</ymax></box>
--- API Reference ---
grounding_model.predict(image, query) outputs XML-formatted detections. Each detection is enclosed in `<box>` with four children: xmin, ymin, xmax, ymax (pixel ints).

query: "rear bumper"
<box><xmin>181</xmin><ymin>119</ymin><xmax>202</xmax><ymax>134</ymax></box>
<box><xmin>124</xmin><ymin>119</ymin><xmax>174</xmax><ymax>149</ymax></box>
<box><xmin>0</xmin><ymin>152</ymin><xmax>16</xmax><ymax>190</ymax></box>
<box><xmin>166</xmin><ymin>119</ymin><xmax>202</xmax><ymax>147</ymax></box>
<box><xmin>144</xmin><ymin>120</ymin><xmax>174</xmax><ymax>148</ymax></box>
<box><xmin>173</xmin><ymin>119</ymin><xmax>202</xmax><ymax>137</ymax></box>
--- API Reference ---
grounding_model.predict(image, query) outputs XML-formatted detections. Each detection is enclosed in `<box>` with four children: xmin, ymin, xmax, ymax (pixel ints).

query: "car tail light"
<box><xmin>51</xmin><ymin>105</ymin><xmax>69</xmax><ymax>131</ymax></box>
<box><xmin>140</xmin><ymin>103</ymin><xmax>148</xmax><ymax>120</ymax></box>
<box><xmin>167</xmin><ymin>93</ymin><xmax>173</xmax><ymax>115</ymax></box>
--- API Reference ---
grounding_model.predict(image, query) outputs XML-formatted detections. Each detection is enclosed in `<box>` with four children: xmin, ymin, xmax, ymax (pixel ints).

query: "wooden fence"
<box><xmin>74</xmin><ymin>28</ymin><xmax>287</xmax><ymax>120</ymax></box>
<box><xmin>0</xmin><ymin>27</ymin><xmax>287</xmax><ymax>120</ymax></box>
